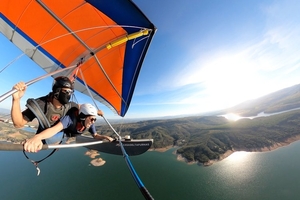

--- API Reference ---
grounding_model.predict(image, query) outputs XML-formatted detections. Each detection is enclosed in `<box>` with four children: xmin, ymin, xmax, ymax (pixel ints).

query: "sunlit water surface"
<box><xmin>1</xmin><ymin>140</ymin><xmax>300</xmax><ymax>200</ymax></box>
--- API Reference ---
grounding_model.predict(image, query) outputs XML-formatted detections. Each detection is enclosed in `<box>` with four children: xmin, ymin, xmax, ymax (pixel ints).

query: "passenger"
<box><xmin>24</xmin><ymin>103</ymin><xmax>114</xmax><ymax>152</ymax></box>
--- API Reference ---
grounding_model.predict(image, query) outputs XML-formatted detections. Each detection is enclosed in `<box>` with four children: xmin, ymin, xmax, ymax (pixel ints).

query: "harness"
<box><xmin>24</xmin><ymin>97</ymin><xmax>73</xmax><ymax>175</ymax></box>
<box><xmin>63</xmin><ymin>107</ymin><xmax>83</xmax><ymax>137</ymax></box>
<box><xmin>26</xmin><ymin>96</ymin><xmax>73</xmax><ymax>130</ymax></box>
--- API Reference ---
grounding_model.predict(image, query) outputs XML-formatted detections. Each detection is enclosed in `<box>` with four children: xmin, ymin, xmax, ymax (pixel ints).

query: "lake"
<box><xmin>221</xmin><ymin>107</ymin><xmax>300</xmax><ymax>121</ymax></box>
<box><xmin>1</xmin><ymin>139</ymin><xmax>300</xmax><ymax>200</ymax></box>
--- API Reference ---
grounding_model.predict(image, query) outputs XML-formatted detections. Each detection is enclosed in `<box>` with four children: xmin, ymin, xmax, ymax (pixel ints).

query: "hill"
<box><xmin>97</xmin><ymin>109</ymin><xmax>300</xmax><ymax>165</ymax></box>
<box><xmin>95</xmin><ymin>83</ymin><xmax>300</xmax><ymax>165</ymax></box>
<box><xmin>2</xmin><ymin>83</ymin><xmax>300</xmax><ymax>166</ymax></box>
<box><xmin>223</xmin><ymin>83</ymin><xmax>300</xmax><ymax>116</ymax></box>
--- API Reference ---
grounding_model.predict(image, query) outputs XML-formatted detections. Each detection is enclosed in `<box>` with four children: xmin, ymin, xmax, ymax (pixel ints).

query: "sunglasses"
<box><xmin>61</xmin><ymin>89</ymin><xmax>73</xmax><ymax>95</ymax></box>
<box><xmin>90</xmin><ymin>118</ymin><xmax>97</xmax><ymax>122</ymax></box>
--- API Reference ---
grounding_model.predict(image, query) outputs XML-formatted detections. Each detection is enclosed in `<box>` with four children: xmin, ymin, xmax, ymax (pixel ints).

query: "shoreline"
<box><xmin>202</xmin><ymin>135</ymin><xmax>300</xmax><ymax>166</ymax></box>
<box><xmin>2</xmin><ymin>120</ymin><xmax>300</xmax><ymax>167</ymax></box>
<box><xmin>173</xmin><ymin>135</ymin><xmax>300</xmax><ymax>166</ymax></box>
<box><xmin>149</xmin><ymin>145</ymin><xmax>173</xmax><ymax>152</ymax></box>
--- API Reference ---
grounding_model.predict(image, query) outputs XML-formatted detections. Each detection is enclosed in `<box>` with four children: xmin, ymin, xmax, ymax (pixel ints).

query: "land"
<box><xmin>85</xmin><ymin>149</ymin><xmax>100</xmax><ymax>158</ymax></box>
<box><xmin>93</xmin><ymin>84</ymin><xmax>300</xmax><ymax>166</ymax></box>
<box><xmin>95</xmin><ymin>109</ymin><xmax>300</xmax><ymax>166</ymax></box>
<box><xmin>0</xmin><ymin>121</ymin><xmax>33</xmax><ymax>143</ymax></box>
<box><xmin>2</xmin><ymin>83</ymin><xmax>300</xmax><ymax>166</ymax></box>
<box><xmin>90</xmin><ymin>158</ymin><xmax>106</xmax><ymax>166</ymax></box>
<box><xmin>2</xmin><ymin>110</ymin><xmax>300</xmax><ymax>166</ymax></box>
<box><xmin>85</xmin><ymin>150</ymin><xmax>106</xmax><ymax>167</ymax></box>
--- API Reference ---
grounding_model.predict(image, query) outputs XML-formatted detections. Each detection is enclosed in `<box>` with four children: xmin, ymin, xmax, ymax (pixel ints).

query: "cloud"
<box><xmin>132</xmin><ymin>0</ymin><xmax>300</xmax><ymax>116</ymax></box>
<box><xmin>174</xmin><ymin>6</ymin><xmax>300</xmax><ymax>84</ymax></box>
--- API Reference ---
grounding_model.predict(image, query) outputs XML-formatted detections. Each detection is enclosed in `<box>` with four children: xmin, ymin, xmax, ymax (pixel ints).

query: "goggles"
<box><xmin>61</xmin><ymin>88</ymin><xmax>73</xmax><ymax>95</ymax></box>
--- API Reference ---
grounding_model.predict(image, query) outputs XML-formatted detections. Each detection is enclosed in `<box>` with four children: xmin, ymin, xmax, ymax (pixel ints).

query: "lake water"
<box><xmin>222</xmin><ymin>107</ymin><xmax>300</xmax><ymax>121</ymax></box>
<box><xmin>1</xmin><ymin>139</ymin><xmax>300</xmax><ymax>200</ymax></box>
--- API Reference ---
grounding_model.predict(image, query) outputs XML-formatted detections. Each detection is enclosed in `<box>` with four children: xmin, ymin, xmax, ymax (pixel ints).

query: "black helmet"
<box><xmin>52</xmin><ymin>76</ymin><xmax>74</xmax><ymax>93</ymax></box>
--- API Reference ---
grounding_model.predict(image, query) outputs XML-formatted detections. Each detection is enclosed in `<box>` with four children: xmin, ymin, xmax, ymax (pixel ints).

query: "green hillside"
<box><xmin>2</xmin><ymin>83</ymin><xmax>300</xmax><ymax>165</ymax></box>
<box><xmin>96</xmin><ymin>109</ymin><xmax>300</xmax><ymax>165</ymax></box>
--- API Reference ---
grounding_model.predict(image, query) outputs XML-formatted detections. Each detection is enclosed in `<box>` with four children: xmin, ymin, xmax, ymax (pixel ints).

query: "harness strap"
<box><xmin>25</xmin><ymin>98</ymin><xmax>62</xmax><ymax>175</ymax></box>
<box><xmin>26</xmin><ymin>98</ymin><xmax>51</xmax><ymax>129</ymax></box>
<box><xmin>22</xmin><ymin>140</ymin><xmax>62</xmax><ymax>176</ymax></box>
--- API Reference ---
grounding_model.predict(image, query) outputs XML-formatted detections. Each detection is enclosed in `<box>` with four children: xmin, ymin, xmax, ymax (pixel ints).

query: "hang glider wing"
<box><xmin>0</xmin><ymin>0</ymin><xmax>156</xmax><ymax>117</ymax></box>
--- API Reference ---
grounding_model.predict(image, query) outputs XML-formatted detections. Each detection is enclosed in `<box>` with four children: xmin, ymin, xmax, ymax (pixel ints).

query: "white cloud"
<box><xmin>133</xmin><ymin>0</ymin><xmax>300</xmax><ymax>117</ymax></box>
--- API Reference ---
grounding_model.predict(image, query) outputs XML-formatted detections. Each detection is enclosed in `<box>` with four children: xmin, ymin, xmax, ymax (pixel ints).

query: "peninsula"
<box><xmin>2</xmin><ymin>109</ymin><xmax>300</xmax><ymax>167</ymax></box>
<box><xmin>95</xmin><ymin>109</ymin><xmax>300</xmax><ymax>166</ymax></box>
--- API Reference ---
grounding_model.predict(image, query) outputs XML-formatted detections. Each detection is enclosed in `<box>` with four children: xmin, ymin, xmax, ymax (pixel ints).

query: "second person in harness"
<box><xmin>24</xmin><ymin>103</ymin><xmax>114</xmax><ymax>152</ymax></box>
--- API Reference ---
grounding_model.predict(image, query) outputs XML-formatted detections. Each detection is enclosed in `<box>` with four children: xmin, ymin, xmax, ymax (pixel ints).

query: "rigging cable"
<box><xmin>102</xmin><ymin>115</ymin><xmax>154</xmax><ymax>200</ymax></box>
<box><xmin>78</xmin><ymin>68</ymin><xmax>154</xmax><ymax>200</ymax></box>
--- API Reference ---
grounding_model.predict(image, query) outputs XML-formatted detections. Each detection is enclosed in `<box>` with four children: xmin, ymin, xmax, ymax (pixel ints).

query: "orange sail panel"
<box><xmin>0</xmin><ymin>0</ymin><xmax>156</xmax><ymax>116</ymax></box>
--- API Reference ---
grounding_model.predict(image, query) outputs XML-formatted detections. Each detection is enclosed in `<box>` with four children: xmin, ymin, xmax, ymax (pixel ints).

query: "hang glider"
<box><xmin>0</xmin><ymin>0</ymin><xmax>156</xmax><ymax>117</ymax></box>
<box><xmin>0</xmin><ymin>1</ymin><xmax>156</xmax><ymax>199</ymax></box>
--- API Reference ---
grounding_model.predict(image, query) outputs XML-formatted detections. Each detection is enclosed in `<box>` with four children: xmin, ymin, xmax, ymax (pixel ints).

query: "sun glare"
<box><xmin>227</xmin><ymin>151</ymin><xmax>250</xmax><ymax>161</ymax></box>
<box><xmin>223</xmin><ymin>113</ymin><xmax>241</xmax><ymax>121</ymax></box>
<box><xmin>216</xmin><ymin>151</ymin><xmax>256</xmax><ymax>184</ymax></box>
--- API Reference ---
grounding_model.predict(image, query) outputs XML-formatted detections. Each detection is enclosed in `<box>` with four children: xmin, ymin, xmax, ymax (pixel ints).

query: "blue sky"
<box><xmin>1</xmin><ymin>0</ymin><xmax>300</xmax><ymax>119</ymax></box>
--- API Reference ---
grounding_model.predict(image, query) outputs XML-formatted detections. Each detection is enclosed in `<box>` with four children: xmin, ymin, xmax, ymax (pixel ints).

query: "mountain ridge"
<box><xmin>223</xmin><ymin>83</ymin><xmax>300</xmax><ymax>116</ymax></box>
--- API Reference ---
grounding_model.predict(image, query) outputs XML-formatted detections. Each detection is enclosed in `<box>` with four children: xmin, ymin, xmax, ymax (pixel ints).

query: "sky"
<box><xmin>1</xmin><ymin>0</ymin><xmax>300</xmax><ymax>120</ymax></box>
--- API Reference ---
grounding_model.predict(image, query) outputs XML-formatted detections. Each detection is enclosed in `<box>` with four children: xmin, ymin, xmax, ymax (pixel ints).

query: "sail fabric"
<box><xmin>0</xmin><ymin>0</ymin><xmax>156</xmax><ymax>116</ymax></box>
